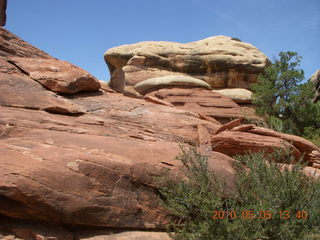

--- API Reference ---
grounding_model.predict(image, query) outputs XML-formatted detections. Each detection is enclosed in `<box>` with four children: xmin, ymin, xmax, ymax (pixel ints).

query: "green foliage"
<box><xmin>251</xmin><ymin>51</ymin><xmax>320</xmax><ymax>139</ymax></box>
<box><xmin>158</xmin><ymin>147</ymin><xmax>320</xmax><ymax>240</ymax></box>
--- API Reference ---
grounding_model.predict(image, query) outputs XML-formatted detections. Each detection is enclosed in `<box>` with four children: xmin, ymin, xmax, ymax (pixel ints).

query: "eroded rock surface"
<box><xmin>0</xmin><ymin>27</ymin><xmax>319</xmax><ymax>240</ymax></box>
<box><xmin>146</xmin><ymin>87</ymin><xmax>256</xmax><ymax>123</ymax></box>
<box><xmin>213</xmin><ymin>88</ymin><xmax>253</xmax><ymax>104</ymax></box>
<box><xmin>0</xmin><ymin>27</ymin><xmax>100</xmax><ymax>94</ymax></box>
<box><xmin>310</xmin><ymin>69</ymin><xmax>320</xmax><ymax>103</ymax></box>
<box><xmin>104</xmin><ymin>36</ymin><xmax>269</xmax><ymax>93</ymax></box>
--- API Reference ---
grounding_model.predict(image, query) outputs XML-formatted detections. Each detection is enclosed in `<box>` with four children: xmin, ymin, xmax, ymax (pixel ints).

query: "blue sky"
<box><xmin>5</xmin><ymin>0</ymin><xmax>320</xmax><ymax>81</ymax></box>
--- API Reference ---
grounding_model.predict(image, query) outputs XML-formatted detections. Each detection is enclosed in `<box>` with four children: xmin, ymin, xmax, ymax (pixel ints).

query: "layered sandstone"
<box><xmin>0</xmin><ymin>27</ymin><xmax>319</xmax><ymax>240</ymax></box>
<box><xmin>0</xmin><ymin>28</ymin><xmax>100</xmax><ymax>94</ymax></box>
<box><xmin>104</xmin><ymin>36</ymin><xmax>269</xmax><ymax>93</ymax></box>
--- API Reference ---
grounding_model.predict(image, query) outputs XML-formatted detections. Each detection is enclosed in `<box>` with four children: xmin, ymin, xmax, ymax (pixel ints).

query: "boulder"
<box><xmin>0</xmin><ymin>59</ymin><xmax>83</xmax><ymax>114</ymax></box>
<box><xmin>212</xmin><ymin>88</ymin><xmax>253</xmax><ymax>104</ymax></box>
<box><xmin>223</xmin><ymin>125</ymin><xmax>320</xmax><ymax>163</ymax></box>
<box><xmin>8</xmin><ymin>57</ymin><xmax>101</xmax><ymax>94</ymax></box>
<box><xmin>247</xmin><ymin>126</ymin><xmax>320</xmax><ymax>162</ymax></box>
<box><xmin>0</xmin><ymin>27</ymin><xmax>100</xmax><ymax>94</ymax></box>
<box><xmin>104</xmin><ymin>36</ymin><xmax>269</xmax><ymax>93</ymax></box>
<box><xmin>211</xmin><ymin>130</ymin><xmax>302</xmax><ymax>160</ymax></box>
<box><xmin>310</xmin><ymin>69</ymin><xmax>320</xmax><ymax>103</ymax></box>
<box><xmin>146</xmin><ymin>87</ymin><xmax>257</xmax><ymax>123</ymax></box>
<box><xmin>134</xmin><ymin>75</ymin><xmax>212</xmax><ymax>95</ymax></box>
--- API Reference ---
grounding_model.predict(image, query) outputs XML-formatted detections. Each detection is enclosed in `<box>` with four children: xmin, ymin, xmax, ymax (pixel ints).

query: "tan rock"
<box><xmin>230</xmin><ymin>124</ymin><xmax>255</xmax><ymax>132</ymax></box>
<box><xmin>105</xmin><ymin>36</ymin><xmax>269</xmax><ymax>92</ymax></box>
<box><xmin>123</xmin><ymin>85</ymin><xmax>143</xmax><ymax>98</ymax></box>
<box><xmin>303</xmin><ymin>167</ymin><xmax>320</xmax><ymax>179</ymax></box>
<box><xmin>134</xmin><ymin>75</ymin><xmax>212</xmax><ymax>95</ymax></box>
<box><xmin>79</xmin><ymin>231</ymin><xmax>172</xmax><ymax>240</ymax></box>
<box><xmin>310</xmin><ymin>70</ymin><xmax>320</xmax><ymax>103</ymax></box>
<box><xmin>213</xmin><ymin>88</ymin><xmax>253</xmax><ymax>103</ymax></box>
<box><xmin>310</xmin><ymin>150</ymin><xmax>320</xmax><ymax>168</ymax></box>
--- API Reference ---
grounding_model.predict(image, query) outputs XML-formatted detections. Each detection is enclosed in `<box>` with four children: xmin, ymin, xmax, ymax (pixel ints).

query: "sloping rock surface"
<box><xmin>0</xmin><ymin>27</ymin><xmax>319</xmax><ymax>240</ymax></box>
<box><xmin>0</xmin><ymin>27</ymin><xmax>100</xmax><ymax>94</ymax></box>
<box><xmin>104</xmin><ymin>36</ymin><xmax>269</xmax><ymax>92</ymax></box>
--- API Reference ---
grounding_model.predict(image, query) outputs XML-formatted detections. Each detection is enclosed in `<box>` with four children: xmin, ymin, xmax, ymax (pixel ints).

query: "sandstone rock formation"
<box><xmin>145</xmin><ymin>87</ymin><xmax>256</xmax><ymax>123</ymax></box>
<box><xmin>0</xmin><ymin>28</ymin><xmax>100</xmax><ymax>94</ymax></box>
<box><xmin>310</xmin><ymin>69</ymin><xmax>320</xmax><ymax>103</ymax></box>
<box><xmin>212</xmin><ymin>88</ymin><xmax>253</xmax><ymax>104</ymax></box>
<box><xmin>104</xmin><ymin>36</ymin><xmax>269</xmax><ymax>93</ymax></box>
<box><xmin>134</xmin><ymin>75</ymin><xmax>212</xmax><ymax>95</ymax></box>
<box><xmin>0</xmin><ymin>28</ymin><xmax>319</xmax><ymax>240</ymax></box>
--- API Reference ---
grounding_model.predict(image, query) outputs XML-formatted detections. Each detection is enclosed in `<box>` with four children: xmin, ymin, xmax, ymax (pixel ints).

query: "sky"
<box><xmin>4</xmin><ymin>0</ymin><xmax>320</xmax><ymax>81</ymax></box>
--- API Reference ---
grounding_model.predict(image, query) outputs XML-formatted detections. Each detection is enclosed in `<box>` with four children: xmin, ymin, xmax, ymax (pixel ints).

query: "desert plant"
<box><xmin>251</xmin><ymin>51</ymin><xmax>320</xmax><ymax>139</ymax></box>
<box><xmin>157</xmin><ymin>146</ymin><xmax>320</xmax><ymax>240</ymax></box>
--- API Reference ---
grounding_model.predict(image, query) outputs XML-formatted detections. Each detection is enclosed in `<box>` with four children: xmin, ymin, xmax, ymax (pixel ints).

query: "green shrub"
<box><xmin>157</xmin><ymin>147</ymin><xmax>320</xmax><ymax>240</ymax></box>
<box><xmin>251</xmin><ymin>51</ymin><xmax>320</xmax><ymax>137</ymax></box>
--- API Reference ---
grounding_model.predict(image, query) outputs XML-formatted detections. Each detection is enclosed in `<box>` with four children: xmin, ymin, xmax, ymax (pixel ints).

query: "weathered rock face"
<box><xmin>134</xmin><ymin>75</ymin><xmax>212</xmax><ymax>95</ymax></box>
<box><xmin>212</xmin><ymin>125</ymin><xmax>320</xmax><ymax>163</ymax></box>
<box><xmin>213</xmin><ymin>88</ymin><xmax>253</xmax><ymax>104</ymax></box>
<box><xmin>146</xmin><ymin>87</ymin><xmax>256</xmax><ymax>123</ymax></box>
<box><xmin>1</xmin><ymin>27</ymin><xmax>319</xmax><ymax>240</ymax></box>
<box><xmin>310</xmin><ymin>69</ymin><xmax>320</xmax><ymax>103</ymax></box>
<box><xmin>0</xmin><ymin>27</ymin><xmax>100</xmax><ymax>94</ymax></box>
<box><xmin>104</xmin><ymin>36</ymin><xmax>269</xmax><ymax>93</ymax></box>
<box><xmin>8</xmin><ymin>57</ymin><xmax>101</xmax><ymax>94</ymax></box>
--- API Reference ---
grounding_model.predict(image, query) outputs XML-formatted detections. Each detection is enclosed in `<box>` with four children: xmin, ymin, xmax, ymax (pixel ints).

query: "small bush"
<box><xmin>157</xmin><ymin>147</ymin><xmax>320</xmax><ymax>240</ymax></box>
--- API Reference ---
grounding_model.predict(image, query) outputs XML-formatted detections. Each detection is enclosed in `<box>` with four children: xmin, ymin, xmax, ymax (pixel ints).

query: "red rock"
<box><xmin>215</xmin><ymin>117</ymin><xmax>242</xmax><ymax>134</ymax></box>
<box><xmin>0</xmin><ymin>71</ymin><xmax>83</xmax><ymax>114</ymax></box>
<box><xmin>0</xmin><ymin>91</ymin><xmax>231</xmax><ymax>228</ymax></box>
<box><xmin>0</xmin><ymin>27</ymin><xmax>316</xmax><ymax>235</ymax></box>
<box><xmin>0</xmin><ymin>27</ymin><xmax>100</xmax><ymax>94</ymax></box>
<box><xmin>0</xmin><ymin>27</ymin><xmax>52</xmax><ymax>58</ymax></box>
<box><xmin>247</xmin><ymin>126</ymin><xmax>320</xmax><ymax>162</ymax></box>
<box><xmin>143</xmin><ymin>95</ymin><xmax>174</xmax><ymax>107</ymax></box>
<box><xmin>8</xmin><ymin>57</ymin><xmax>101</xmax><ymax>94</ymax></box>
<box><xmin>230</xmin><ymin>124</ymin><xmax>255</xmax><ymax>132</ymax></box>
<box><xmin>0</xmin><ymin>216</ymin><xmax>73</xmax><ymax>240</ymax></box>
<box><xmin>146</xmin><ymin>87</ymin><xmax>255</xmax><ymax>123</ymax></box>
<box><xmin>211</xmin><ymin>130</ymin><xmax>302</xmax><ymax>160</ymax></box>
